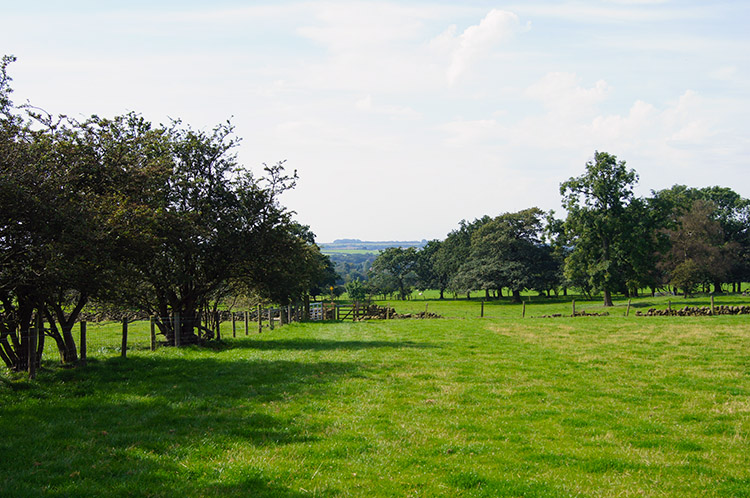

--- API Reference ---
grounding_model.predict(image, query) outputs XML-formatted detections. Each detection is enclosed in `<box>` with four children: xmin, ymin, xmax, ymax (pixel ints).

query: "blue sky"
<box><xmin>3</xmin><ymin>1</ymin><xmax>749</xmax><ymax>241</ymax></box>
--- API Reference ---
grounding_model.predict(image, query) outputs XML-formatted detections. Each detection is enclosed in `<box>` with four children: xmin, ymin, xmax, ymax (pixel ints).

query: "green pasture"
<box><xmin>321</xmin><ymin>249</ymin><xmax>380</xmax><ymax>255</ymax></box>
<box><xmin>2</xmin><ymin>301</ymin><xmax>750</xmax><ymax>497</ymax></box>
<box><xmin>369</xmin><ymin>290</ymin><xmax>750</xmax><ymax>319</ymax></box>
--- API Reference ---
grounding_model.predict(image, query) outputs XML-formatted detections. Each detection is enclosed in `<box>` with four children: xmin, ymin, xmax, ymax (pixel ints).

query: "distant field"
<box><xmin>375</xmin><ymin>291</ymin><xmax>750</xmax><ymax>319</ymax></box>
<box><xmin>2</xmin><ymin>304</ymin><xmax>749</xmax><ymax>496</ymax></box>
<box><xmin>321</xmin><ymin>248</ymin><xmax>380</xmax><ymax>255</ymax></box>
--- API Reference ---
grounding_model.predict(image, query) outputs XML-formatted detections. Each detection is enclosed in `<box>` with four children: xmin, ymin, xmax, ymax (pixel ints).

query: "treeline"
<box><xmin>0</xmin><ymin>56</ymin><xmax>336</xmax><ymax>371</ymax></box>
<box><xmin>358</xmin><ymin>151</ymin><xmax>749</xmax><ymax>303</ymax></box>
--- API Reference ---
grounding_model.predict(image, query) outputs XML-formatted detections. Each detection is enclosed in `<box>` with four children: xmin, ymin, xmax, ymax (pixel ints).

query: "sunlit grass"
<box><xmin>3</xmin><ymin>312</ymin><xmax>750</xmax><ymax>496</ymax></box>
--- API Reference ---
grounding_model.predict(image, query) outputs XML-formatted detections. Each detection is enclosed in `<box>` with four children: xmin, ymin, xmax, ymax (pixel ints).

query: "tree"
<box><xmin>414</xmin><ymin>240</ymin><xmax>448</xmax><ymax>297</ymax></box>
<box><xmin>658</xmin><ymin>199</ymin><xmax>730</xmax><ymax>297</ymax></box>
<box><xmin>306</xmin><ymin>251</ymin><xmax>339</xmax><ymax>301</ymax></box>
<box><xmin>0</xmin><ymin>55</ymin><xmax>40</xmax><ymax>371</ymax></box>
<box><xmin>453</xmin><ymin>208</ymin><xmax>559</xmax><ymax>302</ymax></box>
<box><xmin>560</xmin><ymin>151</ymin><xmax>641</xmax><ymax>306</ymax></box>
<box><xmin>0</xmin><ymin>107</ymin><xmax>173</xmax><ymax>368</ymax></box>
<box><xmin>131</xmin><ymin>120</ymin><xmax>308</xmax><ymax>345</ymax></box>
<box><xmin>369</xmin><ymin>247</ymin><xmax>418</xmax><ymax>300</ymax></box>
<box><xmin>345</xmin><ymin>278</ymin><xmax>367</xmax><ymax>302</ymax></box>
<box><xmin>652</xmin><ymin>185</ymin><xmax>750</xmax><ymax>293</ymax></box>
<box><xmin>436</xmin><ymin>217</ymin><xmax>491</xmax><ymax>299</ymax></box>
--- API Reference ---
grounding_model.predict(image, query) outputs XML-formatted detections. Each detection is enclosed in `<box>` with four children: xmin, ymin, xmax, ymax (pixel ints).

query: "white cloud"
<box><xmin>431</xmin><ymin>9</ymin><xmax>527</xmax><ymax>85</ymax></box>
<box><xmin>710</xmin><ymin>66</ymin><xmax>738</xmax><ymax>81</ymax></box>
<box><xmin>440</xmin><ymin>119</ymin><xmax>500</xmax><ymax>147</ymax></box>
<box><xmin>3</xmin><ymin>1</ymin><xmax>748</xmax><ymax>241</ymax></box>
<box><xmin>509</xmin><ymin>2</ymin><xmax>713</xmax><ymax>23</ymax></box>
<box><xmin>526</xmin><ymin>72</ymin><xmax>610</xmax><ymax>116</ymax></box>
<box><xmin>355</xmin><ymin>95</ymin><xmax>421</xmax><ymax>119</ymax></box>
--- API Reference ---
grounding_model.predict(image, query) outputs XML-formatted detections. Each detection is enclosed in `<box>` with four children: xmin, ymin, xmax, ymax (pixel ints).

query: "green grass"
<box><xmin>2</xmin><ymin>313</ymin><xmax>750</xmax><ymax>496</ymax></box>
<box><xmin>320</xmin><ymin>249</ymin><xmax>380</xmax><ymax>255</ymax></box>
<box><xmin>365</xmin><ymin>290</ymin><xmax>750</xmax><ymax>319</ymax></box>
<box><xmin>40</xmin><ymin>320</ymin><xmax>155</xmax><ymax>363</ymax></box>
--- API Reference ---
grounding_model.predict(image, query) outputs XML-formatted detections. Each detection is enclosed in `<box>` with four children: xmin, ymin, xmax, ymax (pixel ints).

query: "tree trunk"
<box><xmin>439</xmin><ymin>288</ymin><xmax>444</xmax><ymax>300</ymax></box>
<box><xmin>713</xmin><ymin>281</ymin><xmax>723</xmax><ymax>294</ymax></box>
<box><xmin>45</xmin><ymin>296</ymin><xmax>87</xmax><ymax>364</ymax></box>
<box><xmin>603</xmin><ymin>289</ymin><xmax>614</xmax><ymax>307</ymax></box>
<box><xmin>511</xmin><ymin>289</ymin><xmax>521</xmax><ymax>303</ymax></box>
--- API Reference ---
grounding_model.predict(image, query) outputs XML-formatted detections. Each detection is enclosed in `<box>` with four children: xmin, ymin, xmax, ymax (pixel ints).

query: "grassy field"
<box><xmin>2</xmin><ymin>301</ymin><xmax>749</xmax><ymax>496</ymax></box>
<box><xmin>374</xmin><ymin>290</ymin><xmax>750</xmax><ymax>319</ymax></box>
<box><xmin>320</xmin><ymin>249</ymin><xmax>380</xmax><ymax>255</ymax></box>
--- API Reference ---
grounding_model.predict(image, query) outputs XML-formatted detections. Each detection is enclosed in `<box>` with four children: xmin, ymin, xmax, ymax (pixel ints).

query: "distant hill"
<box><xmin>320</xmin><ymin>239</ymin><xmax>427</xmax><ymax>252</ymax></box>
<box><xmin>319</xmin><ymin>239</ymin><xmax>429</xmax><ymax>284</ymax></box>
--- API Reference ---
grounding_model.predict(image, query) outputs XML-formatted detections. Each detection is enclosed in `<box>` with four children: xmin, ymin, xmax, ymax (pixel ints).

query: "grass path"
<box><xmin>2</xmin><ymin>316</ymin><xmax>749</xmax><ymax>497</ymax></box>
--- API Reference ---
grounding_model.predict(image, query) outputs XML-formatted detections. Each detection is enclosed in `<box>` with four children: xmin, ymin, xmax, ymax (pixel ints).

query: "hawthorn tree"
<box><xmin>0</xmin><ymin>55</ymin><xmax>44</xmax><ymax>370</ymax></box>
<box><xmin>130</xmin><ymin>120</ymin><xmax>315</xmax><ymax>345</ymax></box>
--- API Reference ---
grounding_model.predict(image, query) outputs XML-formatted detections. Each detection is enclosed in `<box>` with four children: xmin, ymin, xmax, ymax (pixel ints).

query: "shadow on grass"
<box><xmin>0</xmin><ymin>353</ymin><xmax>355</xmax><ymax>496</ymax></box>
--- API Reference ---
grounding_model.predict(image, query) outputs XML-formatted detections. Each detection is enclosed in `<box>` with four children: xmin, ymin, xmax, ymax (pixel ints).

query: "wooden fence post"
<box><xmin>711</xmin><ymin>295</ymin><xmax>715</xmax><ymax>315</ymax></box>
<box><xmin>244</xmin><ymin>311</ymin><xmax>249</xmax><ymax>335</ymax></box>
<box><xmin>215</xmin><ymin>312</ymin><xmax>221</xmax><ymax>340</ymax></box>
<box><xmin>288</xmin><ymin>305</ymin><xmax>292</xmax><ymax>324</ymax></box>
<box><xmin>480</xmin><ymin>300</ymin><xmax>484</xmax><ymax>318</ymax></box>
<box><xmin>28</xmin><ymin>313</ymin><xmax>39</xmax><ymax>379</ymax></box>
<box><xmin>269</xmin><ymin>308</ymin><xmax>274</xmax><ymax>330</ymax></box>
<box><xmin>80</xmin><ymin>320</ymin><xmax>87</xmax><ymax>366</ymax></box>
<box><xmin>522</xmin><ymin>301</ymin><xmax>526</xmax><ymax>318</ymax></box>
<box><xmin>121</xmin><ymin>319</ymin><xmax>128</xmax><ymax>358</ymax></box>
<box><xmin>174</xmin><ymin>312</ymin><xmax>181</xmax><ymax>347</ymax></box>
<box><xmin>232</xmin><ymin>313</ymin><xmax>236</xmax><ymax>338</ymax></box>
<box><xmin>386</xmin><ymin>303</ymin><xmax>390</xmax><ymax>320</ymax></box>
<box><xmin>626</xmin><ymin>299</ymin><xmax>632</xmax><ymax>317</ymax></box>
<box><xmin>257</xmin><ymin>304</ymin><xmax>263</xmax><ymax>333</ymax></box>
<box><xmin>150</xmin><ymin>317</ymin><xmax>156</xmax><ymax>351</ymax></box>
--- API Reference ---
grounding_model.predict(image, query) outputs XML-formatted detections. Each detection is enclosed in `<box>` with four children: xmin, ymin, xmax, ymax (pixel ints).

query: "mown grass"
<box><xmin>2</xmin><ymin>313</ymin><xmax>749</xmax><ymax>497</ymax></box>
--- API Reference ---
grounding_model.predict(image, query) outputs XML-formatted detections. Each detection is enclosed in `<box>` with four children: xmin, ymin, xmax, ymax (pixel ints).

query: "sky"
<box><xmin>2</xmin><ymin>1</ymin><xmax>749</xmax><ymax>242</ymax></box>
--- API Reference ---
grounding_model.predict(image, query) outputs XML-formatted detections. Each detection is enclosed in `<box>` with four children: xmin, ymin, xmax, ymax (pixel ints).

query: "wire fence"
<box><xmin>33</xmin><ymin>305</ymin><xmax>309</xmax><ymax>366</ymax></box>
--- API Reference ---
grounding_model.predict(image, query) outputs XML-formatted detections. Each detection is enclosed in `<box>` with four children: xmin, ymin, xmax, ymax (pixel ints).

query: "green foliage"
<box><xmin>658</xmin><ymin>199</ymin><xmax>730</xmax><ymax>295</ymax></box>
<box><xmin>369</xmin><ymin>247</ymin><xmax>419</xmax><ymax>300</ymax></box>
<box><xmin>452</xmin><ymin>207</ymin><xmax>561</xmax><ymax>301</ymax></box>
<box><xmin>344</xmin><ymin>278</ymin><xmax>367</xmax><ymax>302</ymax></box>
<box><xmin>1</xmin><ymin>57</ymin><xmax>324</xmax><ymax>358</ymax></box>
<box><xmin>560</xmin><ymin>151</ymin><xmax>647</xmax><ymax>306</ymax></box>
<box><xmin>655</xmin><ymin>185</ymin><xmax>750</xmax><ymax>290</ymax></box>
